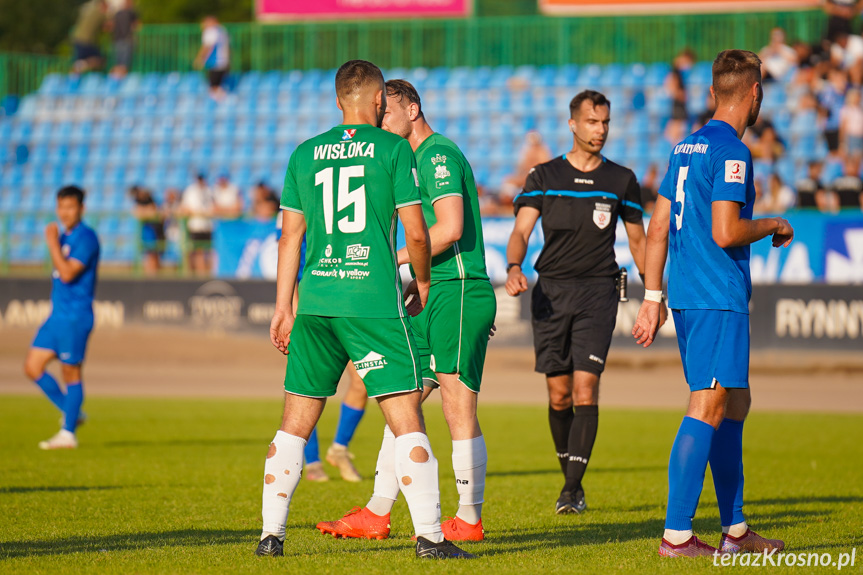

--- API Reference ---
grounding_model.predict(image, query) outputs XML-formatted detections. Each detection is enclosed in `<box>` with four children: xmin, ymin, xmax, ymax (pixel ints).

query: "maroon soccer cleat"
<box><xmin>720</xmin><ymin>528</ymin><xmax>785</xmax><ymax>554</ymax></box>
<box><xmin>659</xmin><ymin>536</ymin><xmax>721</xmax><ymax>558</ymax></box>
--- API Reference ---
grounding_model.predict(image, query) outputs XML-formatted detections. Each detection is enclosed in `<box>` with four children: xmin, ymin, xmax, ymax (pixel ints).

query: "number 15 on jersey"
<box><xmin>316</xmin><ymin>166</ymin><xmax>366</xmax><ymax>234</ymax></box>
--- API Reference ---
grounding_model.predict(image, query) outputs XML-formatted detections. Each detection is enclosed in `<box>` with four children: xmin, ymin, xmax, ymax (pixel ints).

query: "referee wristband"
<box><xmin>644</xmin><ymin>289</ymin><xmax>664</xmax><ymax>303</ymax></box>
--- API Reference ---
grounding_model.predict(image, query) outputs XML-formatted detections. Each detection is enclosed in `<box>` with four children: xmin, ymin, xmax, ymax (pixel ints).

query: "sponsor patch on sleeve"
<box><xmin>724</xmin><ymin>160</ymin><xmax>746</xmax><ymax>184</ymax></box>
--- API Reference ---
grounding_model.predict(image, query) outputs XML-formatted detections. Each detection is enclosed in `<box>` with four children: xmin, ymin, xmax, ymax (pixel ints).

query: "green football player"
<box><xmin>256</xmin><ymin>60</ymin><xmax>473</xmax><ymax>560</ymax></box>
<box><xmin>316</xmin><ymin>79</ymin><xmax>496</xmax><ymax>542</ymax></box>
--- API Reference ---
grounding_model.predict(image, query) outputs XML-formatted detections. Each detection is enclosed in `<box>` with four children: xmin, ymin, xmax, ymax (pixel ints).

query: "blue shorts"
<box><xmin>672</xmin><ymin>309</ymin><xmax>750</xmax><ymax>391</ymax></box>
<box><xmin>32</xmin><ymin>315</ymin><xmax>94</xmax><ymax>366</ymax></box>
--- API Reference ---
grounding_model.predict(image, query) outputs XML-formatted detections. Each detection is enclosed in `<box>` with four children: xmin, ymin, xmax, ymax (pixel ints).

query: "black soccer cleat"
<box><xmin>416</xmin><ymin>536</ymin><xmax>475</xmax><ymax>559</ymax></box>
<box><xmin>572</xmin><ymin>489</ymin><xmax>587</xmax><ymax>513</ymax></box>
<box><xmin>255</xmin><ymin>535</ymin><xmax>284</xmax><ymax>557</ymax></box>
<box><xmin>555</xmin><ymin>491</ymin><xmax>575</xmax><ymax>514</ymax></box>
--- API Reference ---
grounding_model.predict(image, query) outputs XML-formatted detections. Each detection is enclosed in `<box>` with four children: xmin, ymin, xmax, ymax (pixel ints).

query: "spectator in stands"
<box><xmin>212</xmin><ymin>172</ymin><xmax>242</xmax><ymax>219</ymax></box>
<box><xmin>796</xmin><ymin>161</ymin><xmax>831</xmax><ymax>210</ymax></box>
<box><xmin>249</xmin><ymin>181</ymin><xmax>282</xmax><ymax>221</ymax></box>
<box><xmin>640</xmin><ymin>164</ymin><xmax>659</xmax><ymax>214</ymax></box>
<box><xmin>109</xmin><ymin>0</ymin><xmax>140</xmax><ymax>79</ymax></box>
<box><xmin>748</xmin><ymin>119</ymin><xmax>786</xmax><ymax>168</ymax></box>
<box><xmin>129</xmin><ymin>185</ymin><xmax>164</xmax><ymax>275</ymax></box>
<box><xmin>693</xmin><ymin>90</ymin><xmax>716</xmax><ymax>131</ymax></box>
<box><xmin>663</xmin><ymin>65</ymin><xmax>688</xmax><ymax>146</ymax></box>
<box><xmin>755</xmin><ymin>173</ymin><xmax>796</xmax><ymax>214</ymax></box>
<box><xmin>70</xmin><ymin>0</ymin><xmax>108</xmax><ymax>74</ymax></box>
<box><xmin>824</xmin><ymin>0</ymin><xmax>863</xmax><ymax>41</ymax></box>
<box><xmin>161</xmin><ymin>187</ymin><xmax>182</xmax><ymax>259</ymax></box>
<box><xmin>818</xmin><ymin>68</ymin><xmax>848</xmax><ymax>158</ymax></box>
<box><xmin>194</xmin><ymin>16</ymin><xmax>230</xmax><ymax>101</ymax></box>
<box><xmin>840</xmin><ymin>88</ymin><xmax>863</xmax><ymax>157</ymax></box>
<box><xmin>831</xmin><ymin>155</ymin><xmax>863</xmax><ymax>208</ymax></box>
<box><xmin>180</xmin><ymin>174</ymin><xmax>214</xmax><ymax>275</ymax></box>
<box><xmin>500</xmin><ymin>130</ymin><xmax>552</xmax><ymax>204</ymax></box>
<box><xmin>760</xmin><ymin>28</ymin><xmax>798</xmax><ymax>83</ymax></box>
<box><xmin>830</xmin><ymin>30</ymin><xmax>863</xmax><ymax>86</ymax></box>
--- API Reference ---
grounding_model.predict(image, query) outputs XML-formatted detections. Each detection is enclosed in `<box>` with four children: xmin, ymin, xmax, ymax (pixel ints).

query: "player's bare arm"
<box><xmin>711</xmin><ymin>200</ymin><xmax>794</xmax><ymax>249</ymax></box>
<box><xmin>396</xmin><ymin>196</ymin><xmax>464</xmax><ymax>265</ymax></box>
<box><xmin>632</xmin><ymin>196</ymin><xmax>671</xmax><ymax>347</ymax></box>
<box><xmin>624</xmin><ymin>219</ymin><xmax>668</xmax><ymax>329</ymax></box>
<box><xmin>397</xmin><ymin>203</ymin><xmax>431</xmax><ymax>311</ymax></box>
<box><xmin>505</xmin><ymin>206</ymin><xmax>539</xmax><ymax>296</ymax></box>
<box><xmin>45</xmin><ymin>223</ymin><xmax>86</xmax><ymax>284</ymax></box>
<box><xmin>270</xmin><ymin>210</ymin><xmax>306</xmax><ymax>354</ymax></box>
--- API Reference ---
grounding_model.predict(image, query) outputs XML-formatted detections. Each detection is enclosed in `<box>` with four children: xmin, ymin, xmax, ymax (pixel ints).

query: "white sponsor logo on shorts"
<box><xmin>354</xmin><ymin>351</ymin><xmax>388</xmax><ymax>378</ymax></box>
<box><xmin>589</xmin><ymin>354</ymin><xmax>605</xmax><ymax>364</ymax></box>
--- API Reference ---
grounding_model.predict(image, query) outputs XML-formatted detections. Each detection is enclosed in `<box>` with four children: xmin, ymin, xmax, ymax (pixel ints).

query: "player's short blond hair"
<box><xmin>712</xmin><ymin>50</ymin><xmax>762</xmax><ymax>105</ymax></box>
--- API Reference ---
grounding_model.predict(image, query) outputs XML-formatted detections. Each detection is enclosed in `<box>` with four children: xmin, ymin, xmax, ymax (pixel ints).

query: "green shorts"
<box><xmin>284</xmin><ymin>315</ymin><xmax>423</xmax><ymax>398</ymax></box>
<box><xmin>410</xmin><ymin>279</ymin><xmax>496</xmax><ymax>393</ymax></box>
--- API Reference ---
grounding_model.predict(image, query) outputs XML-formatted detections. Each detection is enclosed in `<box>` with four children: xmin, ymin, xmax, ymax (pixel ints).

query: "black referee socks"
<box><xmin>548</xmin><ymin>406</ymin><xmax>574</xmax><ymax>475</ymax></box>
<box><xmin>564</xmin><ymin>404</ymin><xmax>599</xmax><ymax>494</ymax></box>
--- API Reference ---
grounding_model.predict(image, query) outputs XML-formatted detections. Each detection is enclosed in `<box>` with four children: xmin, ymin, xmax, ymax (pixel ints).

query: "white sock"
<box><xmin>395</xmin><ymin>431</ymin><xmax>442</xmax><ymax>543</ymax></box>
<box><xmin>452</xmin><ymin>435</ymin><xmax>487</xmax><ymax>525</ymax></box>
<box><xmin>723</xmin><ymin>521</ymin><xmax>748</xmax><ymax>538</ymax></box>
<box><xmin>260</xmin><ymin>430</ymin><xmax>306</xmax><ymax>541</ymax></box>
<box><xmin>366</xmin><ymin>425</ymin><xmax>399</xmax><ymax>516</ymax></box>
<box><xmin>663</xmin><ymin>529</ymin><xmax>694</xmax><ymax>545</ymax></box>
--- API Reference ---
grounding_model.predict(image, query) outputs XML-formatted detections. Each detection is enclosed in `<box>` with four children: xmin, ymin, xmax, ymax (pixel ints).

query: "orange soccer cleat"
<box><xmin>316</xmin><ymin>507</ymin><xmax>391</xmax><ymax>540</ymax></box>
<box><xmin>441</xmin><ymin>516</ymin><xmax>484</xmax><ymax>541</ymax></box>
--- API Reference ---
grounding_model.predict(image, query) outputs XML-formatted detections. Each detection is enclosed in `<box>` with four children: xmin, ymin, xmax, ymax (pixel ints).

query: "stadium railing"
<box><xmin>0</xmin><ymin>10</ymin><xmax>827</xmax><ymax>100</ymax></box>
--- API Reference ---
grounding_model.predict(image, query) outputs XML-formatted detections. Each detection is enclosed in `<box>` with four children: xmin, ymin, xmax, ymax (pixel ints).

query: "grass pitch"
<box><xmin>1</xmin><ymin>396</ymin><xmax>861</xmax><ymax>574</ymax></box>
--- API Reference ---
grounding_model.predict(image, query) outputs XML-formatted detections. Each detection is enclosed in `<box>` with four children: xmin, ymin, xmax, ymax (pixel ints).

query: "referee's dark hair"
<box><xmin>57</xmin><ymin>185</ymin><xmax>85</xmax><ymax>205</ymax></box>
<box><xmin>712</xmin><ymin>50</ymin><xmax>762</xmax><ymax>106</ymax></box>
<box><xmin>569</xmin><ymin>90</ymin><xmax>611</xmax><ymax>119</ymax></box>
<box><xmin>386</xmin><ymin>79</ymin><xmax>423</xmax><ymax>118</ymax></box>
<box><xmin>335</xmin><ymin>59</ymin><xmax>384</xmax><ymax>101</ymax></box>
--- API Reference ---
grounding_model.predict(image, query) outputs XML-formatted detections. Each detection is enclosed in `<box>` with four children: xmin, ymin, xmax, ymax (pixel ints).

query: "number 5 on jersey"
<box><xmin>316</xmin><ymin>166</ymin><xmax>366</xmax><ymax>234</ymax></box>
<box><xmin>674</xmin><ymin>166</ymin><xmax>688</xmax><ymax>231</ymax></box>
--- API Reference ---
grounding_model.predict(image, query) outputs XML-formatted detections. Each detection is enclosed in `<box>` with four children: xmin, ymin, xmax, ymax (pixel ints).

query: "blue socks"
<box><xmin>334</xmin><ymin>404</ymin><xmax>365</xmax><ymax>447</ymax></box>
<box><xmin>34</xmin><ymin>372</ymin><xmax>65</xmax><ymax>411</ymax></box>
<box><xmin>709</xmin><ymin>418</ymin><xmax>746</xmax><ymax>527</ymax></box>
<box><xmin>62</xmin><ymin>382</ymin><xmax>84</xmax><ymax>433</ymax></box>
<box><xmin>666</xmin><ymin>416</ymin><xmax>715</xmax><ymax>530</ymax></box>
<box><xmin>304</xmin><ymin>427</ymin><xmax>321</xmax><ymax>464</ymax></box>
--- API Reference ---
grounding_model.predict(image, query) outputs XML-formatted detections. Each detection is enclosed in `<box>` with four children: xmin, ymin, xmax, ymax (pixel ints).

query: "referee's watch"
<box><xmin>506</xmin><ymin>263</ymin><xmax>522</xmax><ymax>273</ymax></box>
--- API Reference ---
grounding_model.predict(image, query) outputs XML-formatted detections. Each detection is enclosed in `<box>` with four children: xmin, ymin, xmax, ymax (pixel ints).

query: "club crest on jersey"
<box><xmin>61</xmin><ymin>244</ymin><xmax>71</xmax><ymax>257</ymax></box>
<box><xmin>431</xmin><ymin>154</ymin><xmax>447</xmax><ymax>164</ymax></box>
<box><xmin>593</xmin><ymin>202</ymin><xmax>612</xmax><ymax>230</ymax></box>
<box><xmin>434</xmin><ymin>164</ymin><xmax>451</xmax><ymax>180</ymax></box>
<box><xmin>342</xmin><ymin>129</ymin><xmax>357</xmax><ymax>141</ymax></box>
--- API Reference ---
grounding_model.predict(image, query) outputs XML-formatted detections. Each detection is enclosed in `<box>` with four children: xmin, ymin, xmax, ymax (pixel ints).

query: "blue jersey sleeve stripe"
<box><xmin>512</xmin><ymin>190</ymin><xmax>544</xmax><ymax>203</ymax></box>
<box><xmin>622</xmin><ymin>200</ymin><xmax>643</xmax><ymax>212</ymax></box>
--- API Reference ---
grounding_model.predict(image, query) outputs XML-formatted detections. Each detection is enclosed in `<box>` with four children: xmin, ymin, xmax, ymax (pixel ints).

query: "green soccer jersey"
<box><xmin>281</xmin><ymin>124</ymin><xmax>421</xmax><ymax>319</ymax></box>
<box><xmin>414</xmin><ymin>133</ymin><xmax>489</xmax><ymax>283</ymax></box>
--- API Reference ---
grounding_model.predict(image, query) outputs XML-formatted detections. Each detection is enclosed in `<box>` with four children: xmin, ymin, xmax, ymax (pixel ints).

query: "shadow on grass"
<box><xmin>0</xmin><ymin>529</ymin><xmax>257</xmax><ymax>559</ymax></box>
<box><xmin>0</xmin><ymin>486</ymin><xmax>127</xmax><ymax>494</ymax></box>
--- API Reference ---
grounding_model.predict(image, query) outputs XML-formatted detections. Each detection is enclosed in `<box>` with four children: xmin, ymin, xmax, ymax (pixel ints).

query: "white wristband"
<box><xmin>644</xmin><ymin>289</ymin><xmax>663</xmax><ymax>303</ymax></box>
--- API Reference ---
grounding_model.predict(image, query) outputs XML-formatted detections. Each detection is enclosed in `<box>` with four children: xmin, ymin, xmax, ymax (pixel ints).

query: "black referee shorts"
<box><xmin>530</xmin><ymin>276</ymin><xmax>618</xmax><ymax>377</ymax></box>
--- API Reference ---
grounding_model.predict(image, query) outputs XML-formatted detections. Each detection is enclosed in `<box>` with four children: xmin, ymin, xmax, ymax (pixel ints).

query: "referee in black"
<box><xmin>505</xmin><ymin>90</ymin><xmax>666</xmax><ymax>514</ymax></box>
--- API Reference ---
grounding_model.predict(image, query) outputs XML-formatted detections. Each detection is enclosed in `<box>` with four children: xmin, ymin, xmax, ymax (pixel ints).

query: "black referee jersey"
<box><xmin>513</xmin><ymin>155</ymin><xmax>644</xmax><ymax>280</ymax></box>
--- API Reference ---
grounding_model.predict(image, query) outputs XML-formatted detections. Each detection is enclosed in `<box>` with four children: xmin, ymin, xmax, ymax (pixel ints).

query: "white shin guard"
<box><xmin>395</xmin><ymin>431</ymin><xmax>442</xmax><ymax>542</ymax></box>
<box><xmin>261</xmin><ymin>430</ymin><xmax>306</xmax><ymax>539</ymax></box>
<box><xmin>452</xmin><ymin>435</ymin><xmax>488</xmax><ymax>524</ymax></box>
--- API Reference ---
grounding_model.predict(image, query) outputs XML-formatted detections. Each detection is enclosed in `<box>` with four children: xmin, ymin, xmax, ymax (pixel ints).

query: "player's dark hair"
<box><xmin>57</xmin><ymin>185</ymin><xmax>85</xmax><ymax>205</ymax></box>
<box><xmin>335</xmin><ymin>60</ymin><xmax>384</xmax><ymax>101</ymax></box>
<box><xmin>386</xmin><ymin>79</ymin><xmax>423</xmax><ymax>117</ymax></box>
<box><xmin>569</xmin><ymin>90</ymin><xmax>611</xmax><ymax>119</ymax></box>
<box><xmin>712</xmin><ymin>50</ymin><xmax>762</xmax><ymax>105</ymax></box>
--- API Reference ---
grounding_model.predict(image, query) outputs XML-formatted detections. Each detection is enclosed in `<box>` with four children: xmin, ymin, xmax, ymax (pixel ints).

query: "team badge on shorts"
<box><xmin>593</xmin><ymin>202</ymin><xmax>612</xmax><ymax>230</ymax></box>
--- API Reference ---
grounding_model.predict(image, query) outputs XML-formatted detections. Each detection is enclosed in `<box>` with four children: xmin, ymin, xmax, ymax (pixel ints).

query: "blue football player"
<box><xmin>632</xmin><ymin>50</ymin><xmax>794</xmax><ymax>557</ymax></box>
<box><xmin>24</xmin><ymin>186</ymin><xmax>100</xmax><ymax>450</ymax></box>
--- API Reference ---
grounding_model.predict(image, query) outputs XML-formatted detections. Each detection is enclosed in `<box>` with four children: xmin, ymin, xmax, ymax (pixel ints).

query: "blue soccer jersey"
<box><xmin>658</xmin><ymin>120</ymin><xmax>756</xmax><ymax>314</ymax></box>
<box><xmin>51</xmin><ymin>222</ymin><xmax>100</xmax><ymax>320</ymax></box>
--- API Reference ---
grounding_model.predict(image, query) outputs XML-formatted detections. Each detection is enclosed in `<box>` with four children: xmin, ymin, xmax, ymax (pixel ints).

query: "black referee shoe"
<box><xmin>255</xmin><ymin>535</ymin><xmax>284</xmax><ymax>557</ymax></box>
<box><xmin>573</xmin><ymin>489</ymin><xmax>587</xmax><ymax>513</ymax></box>
<box><xmin>416</xmin><ymin>536</ymin><xmax>475</xmax><ymax>559</ymax></box>
<box><xmin>556</xmin><ymin>490</ymin><xmax>587</xmax><ymax>514</ymax></box>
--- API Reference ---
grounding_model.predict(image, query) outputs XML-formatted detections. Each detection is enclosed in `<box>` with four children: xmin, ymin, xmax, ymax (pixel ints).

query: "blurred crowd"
<box><xmin>130</xmin><ymin>175</ymin><xmax>280</xmax><ymax>275</ymax></box>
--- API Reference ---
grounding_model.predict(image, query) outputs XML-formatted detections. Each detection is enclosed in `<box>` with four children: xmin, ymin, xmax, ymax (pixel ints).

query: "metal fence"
<box><xmin>1</xmin><ymin>10</ymin><xmax>827</xmax><ymax>100</ymax></box>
